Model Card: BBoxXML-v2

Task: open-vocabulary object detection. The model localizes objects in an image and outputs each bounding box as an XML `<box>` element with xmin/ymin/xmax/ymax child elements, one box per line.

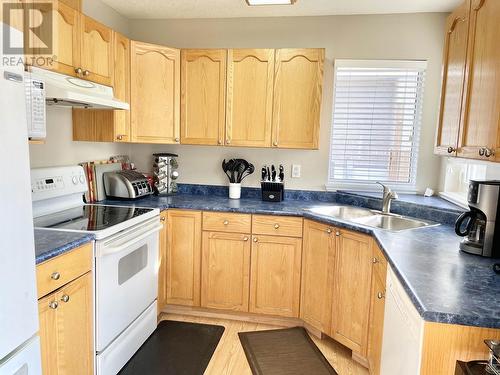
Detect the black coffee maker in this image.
<box><xmin>455</xmin><ymin>180</ymin><xmax>500</xmax><ymax>258</ymax></box>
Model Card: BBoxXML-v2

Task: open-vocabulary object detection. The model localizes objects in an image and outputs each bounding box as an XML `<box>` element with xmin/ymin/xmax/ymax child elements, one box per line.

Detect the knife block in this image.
<box><xmin>261</xmin><ymin>181</ymin><xmax>284</xmax><ymax>202</ymax></box>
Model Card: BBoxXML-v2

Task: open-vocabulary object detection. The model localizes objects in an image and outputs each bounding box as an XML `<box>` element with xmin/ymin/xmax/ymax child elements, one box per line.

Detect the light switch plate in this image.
<box><xmin>291</xmin><ymin>164</ymin><xmax>301</xmax><ymax>178</ymax></box>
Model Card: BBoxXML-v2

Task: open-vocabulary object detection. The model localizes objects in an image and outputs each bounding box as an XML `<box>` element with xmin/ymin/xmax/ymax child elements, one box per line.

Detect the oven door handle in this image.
<box><xmin>98</xmin><ymin>224</ymin><xmax>163</xmax><ymax>257</ymax></box>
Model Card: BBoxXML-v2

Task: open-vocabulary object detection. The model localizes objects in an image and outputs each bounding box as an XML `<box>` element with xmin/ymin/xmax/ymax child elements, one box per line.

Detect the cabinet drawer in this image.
<box><xmin>36</xmin><ymin>243</ymin><xmax>93</xmax><ymax>299</ymax></box>
<box><xmin>202</xmin><ymin>212</ymin><xmax>251</xmax><ymax>233</ymax></box>
<box><xmin>372</xmin><ymin>243</ymin><xmax>387</xmax><ymax>284</ymax></box>
<box><xmin>252</xmin><ymin>215</ymin><xmax>303</xmax><ymax>238</ymax></box>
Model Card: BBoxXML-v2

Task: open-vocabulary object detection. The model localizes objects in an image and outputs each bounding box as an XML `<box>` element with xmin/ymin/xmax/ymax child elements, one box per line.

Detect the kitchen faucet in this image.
<box><xmin>376</xmin><ymin>182</ymin><xmax>398</xmax><ymax>214</ymax></box>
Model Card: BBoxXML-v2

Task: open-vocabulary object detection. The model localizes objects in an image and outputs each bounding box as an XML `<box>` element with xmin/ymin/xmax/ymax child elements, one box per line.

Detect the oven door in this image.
<box><xmin>95</xmin><ymin>217</ymin><xmax>162</xmax><ymax>352</ymax></box>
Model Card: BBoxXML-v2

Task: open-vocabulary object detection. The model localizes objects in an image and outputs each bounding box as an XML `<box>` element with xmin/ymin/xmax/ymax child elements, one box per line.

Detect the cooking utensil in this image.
<box><xmin>240</xmin><ymin>164</ymin><xmax>255</xmax><ymax>182</ymax></box>
<box><xmin>279</xmin><ymin>164</ymin><xmax>284</xmax><ymax>182</ymax></box>
<box><xmin>267</xmin><ymin>166</ymin><xmax>271</xmax><ymax>181</ymax></box>
<box><xmin>262</xmin><ymin>166</ymin><xmax>267</xmax><ymax>181</ymax></box>
<box><xmin>271</xmin><ymin>165</ymin><xmax>276</xmax><ymax>182</ymax></box>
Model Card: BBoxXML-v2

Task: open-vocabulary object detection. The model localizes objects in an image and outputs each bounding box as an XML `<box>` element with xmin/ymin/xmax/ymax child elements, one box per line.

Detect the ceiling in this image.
<box><xmin>101</xmin><ymin>0</ymin><xmax>461</xmax><ymax>19</ymax></box>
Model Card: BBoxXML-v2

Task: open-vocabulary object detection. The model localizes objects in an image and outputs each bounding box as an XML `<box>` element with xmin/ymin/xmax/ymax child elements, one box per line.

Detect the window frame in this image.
<box><xmin>326</xmin><ymin>59</ymin><xmax>427</xmax><ymax>193</ymax></box>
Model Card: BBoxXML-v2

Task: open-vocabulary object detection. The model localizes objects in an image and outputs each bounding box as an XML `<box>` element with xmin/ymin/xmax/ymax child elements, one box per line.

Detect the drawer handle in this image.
<box><xmin>274</xmin><ymin>223</ymin><xmax>280</xmax><ymax>229</ymax></box>
<box><xmin>223</xmin><ymin>220</ymin><xmax>229</xmax><ymax>225</ymax></box>
<box><xmin>377</xmin><ymin>292</ymin><xmax>385</xmax><ymax>299</ymax></box>
<box><xmin>51</xmin><ymin>272</ymin><xmax>61</xmax><ymax>280</ymax></box>
<box><xmin>49</xmin><ymin>301</ymin><xmax>58</xmax><ymax>309</ymax></box>
<box><xmin>61</xmin><ymin>294</ymin><xmax>70</xmax><ymax>303</ymax></box>
<box><xmin>372</xmin><ymin>257</ymin><xmax>379</xmax><ymax>264</ymax></box>
<box><xmin>253</xmin><ymin>237</ymin><xmax>258</xmax><ymax>242</ymax></box>
<box><xmin>243</xmin><ymin>237</ymin><xmax>249</xmax><ymax>242</ymax></box>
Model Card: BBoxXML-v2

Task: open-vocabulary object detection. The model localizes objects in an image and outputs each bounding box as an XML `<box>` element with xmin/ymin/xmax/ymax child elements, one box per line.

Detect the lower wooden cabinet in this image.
<box><xmin>249</xmin><ymin>234</ymin><xmax>302</xmax><ymax>317</ymax></box>
<box><xmin>38</xmin><ymin>272</ymin><xmax>93</xmax><ymax>375</ymax></box>
<box><xmin>367</xmin><ymin>268</ymin><xmax>387</xmax><ymax>375</ymax></box>
<box><xmin>331</xmin><ymin>229</ymin><xmax>373</xmax><ymax>355</ymax></box>
<box><xmin>300</xmin><ymin>220</ymin><xmax>336</xmax><ymax>333</ymax></box>
<box><xmin>165</xmin><ymin>209</ymin><xmax>202</xmax><ymax>306</ymax></box>
<box><xmin>157</xmin><ymin>210</ymin><xmax>168</xmax><ymax>313</ymax></box>
<box><xmin>201</xmin><ymin>231</ymin><xmax>251</xmax><ymax>311</ymax></box>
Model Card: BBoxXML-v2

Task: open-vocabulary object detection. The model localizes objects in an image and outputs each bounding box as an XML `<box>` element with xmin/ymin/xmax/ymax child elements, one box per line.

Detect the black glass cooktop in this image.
<box><xmin>34</xmin><ymin>205</ymin><xmax>153</xmax><ymax>232</ymax></box>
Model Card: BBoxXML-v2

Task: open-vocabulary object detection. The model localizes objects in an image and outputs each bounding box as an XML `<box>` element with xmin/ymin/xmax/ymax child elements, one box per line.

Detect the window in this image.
<box><xmin>327</xmin><ymin>60</ymin><xmax>427</xmax><ymax>192</ymax></box>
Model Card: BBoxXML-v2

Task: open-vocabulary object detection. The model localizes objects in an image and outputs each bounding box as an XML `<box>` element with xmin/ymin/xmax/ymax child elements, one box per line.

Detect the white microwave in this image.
<box><xmin>25</xmin><ymin>73</ymin><xmax>46</xmax><ymax>139</ymax></box>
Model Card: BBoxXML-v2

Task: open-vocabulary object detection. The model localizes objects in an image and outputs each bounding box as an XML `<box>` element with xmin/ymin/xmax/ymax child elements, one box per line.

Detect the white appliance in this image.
<box><xmin>0</xmin><ymin>24</ymin><xmax>42</xmax><ymax>375</ymax></box>
<box><xmin>31</xmin><ymin>166</ymin><xmax>161</xmax><ymax>375</ymax></box>
<box><xmin>25</xmin><ymin>74</ymin><xmax>46</xmax><ymax>139</ymax></box>
<box><xmin>380</xmin><ymin>267</ymin><xmax>424</xmax><ymax>375</ymax></box>
<box><xmin>30</xmin><ymin>66</ymin><xmax>130</xmax><ymax>110</ymax></box>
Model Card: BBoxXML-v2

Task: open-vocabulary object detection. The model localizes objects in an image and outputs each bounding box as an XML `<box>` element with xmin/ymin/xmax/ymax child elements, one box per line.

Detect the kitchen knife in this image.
<box><xmin>267</xmin><ymin>166</ymin><xmax>271</xmax><ymax>181</ymax></box>
<box><xmin>271</xmin><ymin>165</ymin><xmax>276</xmax><ymax>182</ymax></box>
<box><xmin>261</xmin><ymin>166</ymin><xmax>267</xmax><ymax>181</ymax></box>
<box><xmin>279</xmin><ymin>164</ymin><xmax>284</xmax><ymax>182</ymax></box>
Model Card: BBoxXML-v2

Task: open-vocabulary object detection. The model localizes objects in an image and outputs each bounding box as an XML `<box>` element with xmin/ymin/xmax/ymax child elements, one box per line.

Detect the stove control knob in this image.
<box><xmin>72</xmin><ymin>176</ymin><xmax>78</xmax><ymax>185</ymax></box>
<box><xmin>79</xmin><ymin>175</ymin><xmax>85</xmax><ymax>184</ymax></box>
<box><xmin>171</xmin><ymin>171</ymin><xmax>179</xmax><ymax>180</ymax></box>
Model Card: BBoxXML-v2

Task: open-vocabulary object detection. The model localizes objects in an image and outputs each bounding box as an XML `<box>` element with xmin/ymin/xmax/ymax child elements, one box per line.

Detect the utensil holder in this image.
<box><xmin>261</xmin><ymin>181</ymin><xmax>284</xmax><ymax>202</ymax></box>
<box><xmin>229</xmin><ymin>183</ymin><xmax>241</xmax><ymax>199</ymax></box>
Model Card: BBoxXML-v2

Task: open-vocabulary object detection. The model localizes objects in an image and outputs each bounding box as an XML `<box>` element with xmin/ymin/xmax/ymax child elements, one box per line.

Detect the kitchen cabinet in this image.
<box><xmin>367</xmin><ymin>245</ymin><xmax>388</xmax><ymax>375</ymax></box>
<box><xmin>272</xmin><ymin>48</ymin><xmax>324</xmax><ymax>149</ymax></box>
<box><xmin>72</xmin><ymin>31</ymin><xmax>130</xmax><ymax>142</ymax></box>
<box><xmin>38</xmin><ymin>272</ymin><xmax>93</xmax><ymax>375</ymax></box>
<box><xmin>165</xmin><ymin>209</ymin><xmax>201</xmax><ymax>306</ymax></box>
<box><xmin>201</xmin><ymin>231</ymin><xmax>251</xmax><ymax>311</ymax></box>
<box><xmin>225</xmin><ymin>49</ymin><xmax>275</xmax><ymax>147</ymax></box>
<box><xmin>458</xmin><ymin>0</ymin><xmax>500</xmax><ymax>161</ymax></box>
<box><xmin>181</xmin><ymin>49</ymin><xmax>226</xmax><ymax>145</ymax></box>
<box><xmin>435</xmin><ymin>0</ymin><xmax>470</xmax><ymax>156</ymax></box>
<box><xmin>157</xmin><ymin>210</ymin><xmax>168</xmax><ymax>314</ymax></box>
<box><xmin>331</xmin><ymin>229</ymin><xmax>373</xmax><ymax>355</ymax></box>
<box><xmin>300</xmin><ymin>220</ymin><xmax>336</xmax><ymax>333</ymax></box>
<box><xmin>249</xmin><ymin>234</ymin><xmax>302</xmax><ymax>317</ymax></box>
<box><xmin>130</xmin><ymin>41</ymin><xmax>181</xmax><ymax>144</ymax></box>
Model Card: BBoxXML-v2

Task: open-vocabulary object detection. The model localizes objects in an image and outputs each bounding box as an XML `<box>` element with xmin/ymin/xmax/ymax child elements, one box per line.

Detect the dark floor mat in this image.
<box><xmin>238</xmin><ymin>327</ymin><xmax>338</xmax><ymax>375</ymax></box>
<box><xmin>119</xmin><ymin>320</ymin><xmax>225</xmax><ymax>375</ymax></box>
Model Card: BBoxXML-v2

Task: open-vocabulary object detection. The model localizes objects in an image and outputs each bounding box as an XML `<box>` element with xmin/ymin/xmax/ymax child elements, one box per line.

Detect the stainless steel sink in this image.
<box><xmin>306</xmin><ymin>206</ymin><xmax>376</xmax><ymax>220</ymax></box>
<box><xmin>352</xmin><ymin>214</ymin><xmax>438</xmax><ymax>232</ymax></box>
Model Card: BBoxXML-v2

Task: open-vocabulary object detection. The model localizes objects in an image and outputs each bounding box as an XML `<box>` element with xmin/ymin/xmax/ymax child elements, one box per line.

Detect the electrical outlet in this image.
<box><xmin>291</xmin><ymin>164</ymin><xmax>301</xmax><ymax>178</ymax></box>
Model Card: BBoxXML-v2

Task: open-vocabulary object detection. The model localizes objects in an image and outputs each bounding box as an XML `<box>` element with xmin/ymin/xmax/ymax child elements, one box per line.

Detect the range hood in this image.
<box><xmin>30</xmin><ymin>67</ymin><xmax>129</xmax><ymax>110</ymax></box>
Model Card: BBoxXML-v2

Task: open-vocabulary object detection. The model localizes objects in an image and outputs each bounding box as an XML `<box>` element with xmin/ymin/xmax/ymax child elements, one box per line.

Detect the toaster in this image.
<box><xmin>103</xmin><ymin>170</ymin><xmax>153</xmax><ymax>199</ymax></box>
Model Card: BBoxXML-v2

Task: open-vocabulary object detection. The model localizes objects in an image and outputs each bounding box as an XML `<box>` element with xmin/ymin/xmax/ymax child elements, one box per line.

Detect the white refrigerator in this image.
<box><xmin>0</xmin><ymin>24</ymin><xmax>42</xmax><ymax>374</ymax></box>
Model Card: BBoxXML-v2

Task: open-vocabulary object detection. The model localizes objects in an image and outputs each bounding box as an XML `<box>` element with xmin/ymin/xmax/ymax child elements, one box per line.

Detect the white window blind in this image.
<box><xmin>327</xmin><ymin>60</ymin><xmax>427</xmax><ymax>192</ymax></box>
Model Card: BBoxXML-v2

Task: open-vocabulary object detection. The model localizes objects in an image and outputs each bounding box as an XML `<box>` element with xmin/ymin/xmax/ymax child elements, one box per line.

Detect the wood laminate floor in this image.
<box><xmin>161</xmin><ymin>313</ymin><xmax>370</xmax><ymax>375</ymax></box>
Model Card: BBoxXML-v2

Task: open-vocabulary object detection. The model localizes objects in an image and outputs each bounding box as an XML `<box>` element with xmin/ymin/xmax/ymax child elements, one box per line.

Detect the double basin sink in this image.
<box><xmin>306</xmin><ymin>205</ymin><xmax>439</xmax><ymax>232</ymax></box>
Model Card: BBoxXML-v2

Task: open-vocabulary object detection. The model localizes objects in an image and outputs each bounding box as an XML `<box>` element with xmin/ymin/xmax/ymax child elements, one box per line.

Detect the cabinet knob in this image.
<box><xmin>174</xmin><ymin>137</ymin><xmax>180</xmax><ymax>142</ymax></box>
<box><xmin>479</xmin><ymin>148</ymin><xmax>485</xmax><ymax>156</ymax></box>
<box><xmin>377</xmin><ymin>292</ymin><xmax>385</xmax><ymax>299</ymax></box>
<box><xmin>223</xmin><ymin>220</ymin><xmax>229</xmax><ymax>225</ymax></box>
<box><xmin>484</xmin><ymin>148</ymin><xmax>494</xmax><ymax>158</ymax></box>
<box><xmin>49</xmin><ymin>301</ymin><xmax>58</xmax><ymax>309</ymax></box>
<box><xmin>274</xmin><ymin>223</ymin><xmax>280</xmax><ymax>229</ymax></box>
<box><xmin>218</xmin><ymin>139</ymin><xmax>222</xmax><ymax>145</ymax></box>
<box><xmin>74</xmin><ymin>67</ymin><xmax>82</xmax><ymax>75</ymax></box>
<box><xmin>326</xmin><ymin>228</ymin><xmax>332</xmax><ymax>234</ymax></box>
<box><xmin>447</xmin><ymin>146</ymin><xmax>455</xmax><ymax>154</ymax></box>
<box><xmin>116</xmin><ymin>135</ymin><xmax>123</xmax><ymax>141</ymax></box>
<box><xmin>160</xmin><ymin>216</ymin><xmax>166</xmax><ymax>222</ymax></box>
<box><xmin>372</xmin><ymin>257</ymin><xmax>379</xmax><ymax>264</ymax></box>
<box><xmin>83</xmin><ymin>70</ymin><xmax>90</xmax><ymax>76</ymax></box>
<box><xmin>273</xmin><ymin>141</ymin><xmax>278</xmax><ymax>147</ymax></box>
<box><xmin>243</xmin><ymin>237</ymin><xmax>249</xmax><ymax>241</ymax></box>
<box><xmin>226</xmin><ymin>139</ymin><xmax>231</xmax><ymax>145</ymax></box>
<box><xmin>253</xmin><ymin>237</ymin><xmax>258</xmax><ymax>242</ymax></box>
<box><xmin>51</xmin><ymin>272</ymin><xmax>61</xmax><ymax>280</ymax></box>
<box><xmin>60</xmin><ymin>294</ymin><xmax>70</xmax><ymax>303</ymax></box>
<box><xmin>335</xmin><ymin>231</ymin><xmax>340</xmax><ymax>237</ymax></box>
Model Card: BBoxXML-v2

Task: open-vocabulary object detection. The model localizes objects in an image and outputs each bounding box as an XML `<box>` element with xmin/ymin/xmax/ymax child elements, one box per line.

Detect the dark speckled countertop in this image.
<box><xmin>103</xmin><ymin>193</ymin><xmax>500</xmax><ymax>329</ymax></box>
<box><xmin>34</xmin><ymin>229</ymin><xmax>95</xmax><ymax>264</ymax></box>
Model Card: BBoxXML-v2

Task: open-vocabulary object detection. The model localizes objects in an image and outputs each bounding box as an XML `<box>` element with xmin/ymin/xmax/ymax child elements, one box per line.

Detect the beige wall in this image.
<box><xmin>128</xmin><ymin>13</ymin><xmax>447</xmax><ymax>192</ymax></box>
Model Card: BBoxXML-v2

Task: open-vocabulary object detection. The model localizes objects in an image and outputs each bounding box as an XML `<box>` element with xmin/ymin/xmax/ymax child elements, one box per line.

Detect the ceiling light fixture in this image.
<box><xmin>246</xmin><ymin>0</ymin><xmax>297</xmax><ymax>6</ymax></box>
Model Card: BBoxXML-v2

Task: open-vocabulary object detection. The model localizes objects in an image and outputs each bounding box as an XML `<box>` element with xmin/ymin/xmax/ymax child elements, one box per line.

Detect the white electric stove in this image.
<box><xmin>32</xmin><ymin>166</ymin><xmax>161</xmax><ymax>375</ymax></box>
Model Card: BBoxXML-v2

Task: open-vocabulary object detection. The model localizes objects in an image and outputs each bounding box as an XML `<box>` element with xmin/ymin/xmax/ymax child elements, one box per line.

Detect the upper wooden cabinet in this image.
<box><xmin>130</xmin><ymin>41</ymin><xmax>181</xmax><ymax>144</ymax></box>
<box><xmin>458</xmin><ymin>0</ymin><xmax>500</xmax><ymax>161</ymax></box>
<box><xmin>181</xmin><ymin>49</ymin><xmax>226</xmax><ymax>145</ymax></box>
<box><xmin>436</xmin><ymin>0</ymin><xmax>500</xmax><ymax>161</ymax></box>
<box><xmin>435</xmin><ymin>1</ymin><xmax>470</xmax><ymax>156</ymax></box>
<box><xmin>300</xmin><ymin>220</ymin><xmax>336</xmax><ymax>333</ymax></box>
<box><xmin>331</xmin><ymin>229</ymin><xmax>373</xmax><ymax>356</ymax></box>
<box><xmin>226</xmin><ymin>49</ymin><xmax>275</xmax><ymax>147</ymax></box>
<box><xmin>272</xmin><ymin>48</ymin><xmax>324</xmax><ymax>149</ymax></box>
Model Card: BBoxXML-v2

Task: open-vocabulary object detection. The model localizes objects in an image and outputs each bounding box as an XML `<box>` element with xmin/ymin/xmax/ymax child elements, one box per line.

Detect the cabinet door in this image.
<box><xmin>435</xmin><ymin>1</ymin><xmax>470</xmax><ymax>156</ymax></box>
<box><xmin>113</xmin><ymin>32</ymin><xmax>131</xmax><ymax>142</ymax></box>
<box><xmin>272</xmin><ymin>48</ymin><xmax>324</xmax><ymax>149</ymax></box>
<box><xmin>201</xmin><ymin>232</ymin><xmax>251</xmax><ymax>311</ymax></box>
<box><xmin>30</xmin><ymin>1</ymin><xmax>80</xmax><ymax>76</ymax></box>
<box><xmin>166</xmin><ymin>210</ymin><xmax>202</xmax><ymax>306</ymax></box>
<box><xmin>38</xmin><ymin>272</ymin><xmax>93</xmax><ymax>375</ymax></box>
<box><xmin>249</xmin><ymin>235</ymin><xmax>302</xmax><ymax>317</ymax></box>
<box><xmin>300</xmin><ymin>220</ymin><xmax>336</xmax><ymax>333</ymax></box>
<box><xmin>331</xmin><ymin>230</ymin><xmax>373</xmax><ymax>355</ymax></box>
<box><xmin>131</xmin><ymin>41</ymin><xmax>181</xmax><ymax>144</ymax></box>
<box><xmin>181</xmin><ymin>49</ymin><xmax>226</xmax><ymax>145</ymax></box>
<box><xmin>458</xmin><ymin>0</ymin><xmax>500</xmax><ymax>161</ymax></box>
<box><xmin>367</xmin><ymin>270</ymin><xmax>387</xmax><ymax>375</ymax></box>
<box><xmin>157</xmin><ymin>211</ymin><xmax>168</xmax><ymax>314</ymax></box>
<box><xmin>226</xmin><ymin>49</ymin><xmax>274</xmax><ymax>147</ymax></box>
